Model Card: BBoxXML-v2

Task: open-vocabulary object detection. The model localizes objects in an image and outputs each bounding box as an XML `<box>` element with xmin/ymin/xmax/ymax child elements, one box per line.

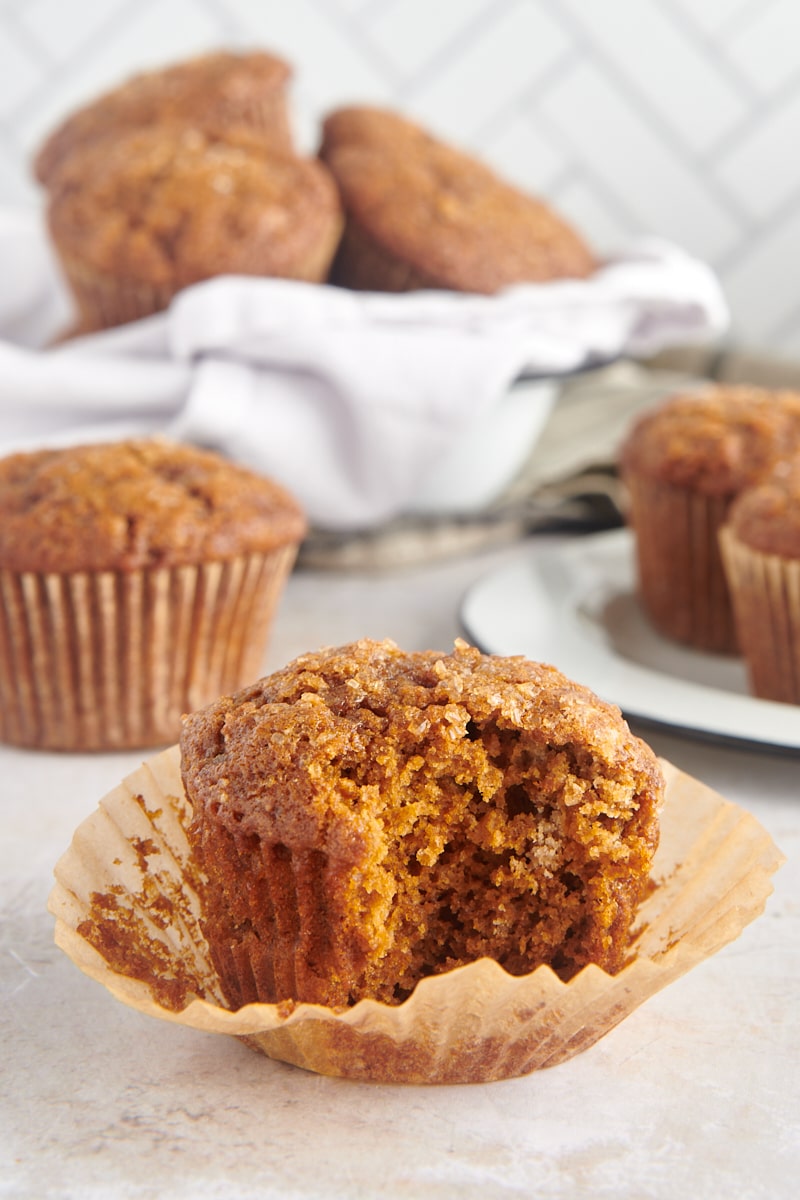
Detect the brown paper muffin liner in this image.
<box><xmin>48</xmin><ymin>747</ymin><xmax>783</xmax><ymax>1084</ymax></box>
<box><xmin>720</xmin><ymin>527</ymin><xmax>800</xmax><ymax>703</ymax></box>
<box><xmin>625</xmin><ymin>475</ymin><xmax>737</xmax><ymax>652</ymax></box>
<box><xmin>0</xmin><ymin>546</ymin><xmax>296</xmax><ymax>750</ymax></box>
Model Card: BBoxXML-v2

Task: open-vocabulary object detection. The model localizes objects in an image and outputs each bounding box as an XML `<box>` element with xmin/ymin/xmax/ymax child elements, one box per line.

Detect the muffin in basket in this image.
<box><xmin>318</xmin><ymin>105</ymin><xmax>595</xmax><ymax>294</ymax></box>
<box><xmin>34</xmin><ymin>49</ymin><xmax>296</xmax><ymax>188</ymax></box>
<box><xmin>619</xmin><ymin>384</ymin><xmax>800</xmax><ymax>653</ymax></box>
<box><xmin>180</xmin><ymin>638</ymin><xmax>663</xmax><ymax>1010</ymax></box>
<box><xmin>0</xmin><ymin>438</ymin><xmax>306</xmax><ymax>751</ymax></box>
<box><xmin>720</xmin><ymin>458</ymin><xmax>800</xmax><ymax>704</ymax></box>
<box><xmin>47</xmin><ymin>125</ymin><xmax>343</xmax><ymax>330</ymax></box>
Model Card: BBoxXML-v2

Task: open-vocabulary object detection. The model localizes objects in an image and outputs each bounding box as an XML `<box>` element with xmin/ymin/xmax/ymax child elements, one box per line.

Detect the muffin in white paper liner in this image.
<box><xmin>49</xmin><ymin>746</ymin><xmax>783</xmax><ymax>1085</ymax></box>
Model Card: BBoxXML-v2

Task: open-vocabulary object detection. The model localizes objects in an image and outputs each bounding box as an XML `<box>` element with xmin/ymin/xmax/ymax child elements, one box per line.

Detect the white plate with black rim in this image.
<box><xmin>460</xmin><ymin>528</ymin><xmax>800</xmax><ymax>753</ymax></box>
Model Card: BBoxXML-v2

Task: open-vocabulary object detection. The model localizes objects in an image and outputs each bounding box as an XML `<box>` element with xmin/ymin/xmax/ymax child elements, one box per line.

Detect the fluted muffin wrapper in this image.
<box><xmin>49</xmin><ymin>746</ymin><xmax>783</xmax><ymax>1084</ymax></box>
<box><xmin>0</xmin><ymin>547</ymin><xmax>296</xmax><ymax>750</ymax></box>
<box><xmin>625</xmin><ymin>475</ymin><xmax>737</xmax><ymax>653</ymax></box>
<box><xmin>720</xmin><ymin>527</ymin><xmax>800</xmax><ymax>704</ymax></box>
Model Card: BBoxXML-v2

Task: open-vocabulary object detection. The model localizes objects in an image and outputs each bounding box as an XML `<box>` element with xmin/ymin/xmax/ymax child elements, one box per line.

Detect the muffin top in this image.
<box><xmin>319</xmin><ymin>106</ymin><xmax>595</xmax><ymax>293</ymax></box>
<box><xmin>35</xmin><ymin>50</ymin><xmax>294</xmax><ymax>186</ymax></box>
<box><xmin>47</xmin><ymin>125</ymin><xmax>342</xmax><ymax>286</ymax></box>
<box><xmin>0</xmin><ymin>438</ymin><xmax>307</xmax><ymax>573</ymax></box>
<box><xmin>619</xmin><ymin>385</ymin><xmax>800</xmax><ymax>496</ymax></box>
<box><xmin>725</xmin><ymin>458</ymin><xmax>800</xmax><ymax>558</ymax></box>
<box><xmin>181</xmin><ymin>637</ymin><xmax>661</xmax><ymax>857</ymax></box>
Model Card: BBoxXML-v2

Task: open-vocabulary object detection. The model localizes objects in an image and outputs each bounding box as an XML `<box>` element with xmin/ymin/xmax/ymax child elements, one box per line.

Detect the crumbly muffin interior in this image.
<box><xmin>183</xmin><ymin>640</ymin><xmax>662</xmax><ymax>1009</ymax></box>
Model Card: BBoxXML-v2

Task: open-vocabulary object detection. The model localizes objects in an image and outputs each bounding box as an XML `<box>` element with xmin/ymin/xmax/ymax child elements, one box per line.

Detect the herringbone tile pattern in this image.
<box><xmin>1</xmin><ymin>0</ymin><xmax>799</xmax><ymax>354</ymax></box>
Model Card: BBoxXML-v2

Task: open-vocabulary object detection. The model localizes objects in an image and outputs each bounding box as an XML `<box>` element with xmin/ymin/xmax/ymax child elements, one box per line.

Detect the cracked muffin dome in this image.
<box><xmin>0</xmin><ymin>437</ymin><xmax>306</xmax><ymax>573</ymax></box>
<box><xmin>181</xmin><ymin>638</ymin><xmax>663</xmax><ymax>1010</ymax></box>
<box><xmin>319</xmin><ymin>105</ymin><xmax>595</xmax><ymax>294</ymax></box>
<box><xmin>34</xmin><ymin>49</ymin><xmax>296</xmax><ymax>188</ymax></box>
<box><xmin>47</xmin><ymin>124</ymin><xmax>343</xmax><ymax>329</ymax></box>
<box><xmin>0</xmin><ymin>438</ymin><xmax>306</xmax><ymax>751</ymax></box>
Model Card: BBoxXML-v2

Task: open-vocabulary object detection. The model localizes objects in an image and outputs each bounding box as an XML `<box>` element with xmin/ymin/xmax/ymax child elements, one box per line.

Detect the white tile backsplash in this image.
<box><xmin>18</xmin><ymin>0</ymin><xmax>130</xmax><ymax>65</ymax></box>
<box><xmin>0</xmin><ymin>25</ymin><xmax>44</xmax><ymax>117</ymax></box>
<box><xmin>714</xmin><ymin>87</ymin><xmax>800</xmax><ymax>221</ymax></box>
<box><xmin>723</xmin><ymin>0</ymin><xmax>799</xmax><ymax>97</ymax></box>
<box><xmin>668</xmin><ymin>0</ymin><xmax>760</xmax><ymax>37</ymax></box>
<box><xmin>15</xmin><ymin>0</ymin><xmax>225</xmax><ymax>153</ymax></box>
<box><xmin>2</xmin><ymin>0</ymin><xmax>800</xmax><ymax>354</ymax></box>
<box><xmin>480</xmin><ymin>112</ymin><xmax>568</xmax><ymax>195</ymax></box>
<box><xmin>365</xmin><ymin>0</ymin><xmax>495</xmax><ymax>79</ymax></box>
<box><xmin>549</xmin><ymin>174</ymin><xmax>632</xmax><ymax>256</ymax></box>
<box><xmin>721</xmin><ymin>201</ymin><xmax>800</xmax><ymax>341</ymax></box>
<box><xmin>404</xmin><ymin>0</ymin><xmax>570</xmax><ymax>141</ymax></box>
<box><xmin>539</xmin><ymin>63</ymin><xmax>743</xmax><ymax>260</ymax></box>
<box><xmin>557</xmin><ymin>0</ymin><xmax>746</xmax><ymax>153</ymax></box>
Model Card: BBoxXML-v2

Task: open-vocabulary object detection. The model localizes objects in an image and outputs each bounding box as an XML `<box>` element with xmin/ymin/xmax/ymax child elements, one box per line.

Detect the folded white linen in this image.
<box><xmin>0</xmin><ymin>208</ymin><xmax>728</xmax><ymax>529</ymax></box>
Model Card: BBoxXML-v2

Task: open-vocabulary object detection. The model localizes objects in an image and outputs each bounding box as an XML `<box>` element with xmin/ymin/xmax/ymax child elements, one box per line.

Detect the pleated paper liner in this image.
<box><xmin>0</xmin><ymin>546</ymin><xmax>296</xmax><ymax>750</ymax></box>
<box><xmin>49</xmin><ymin>746</ymin><xmax>784</xmax><ymax>1085</ymax></box>
<box><xmin>720</xmin><ymin>528</ymin><xmax>800</xmax><ymax>704</ymax></box>
<box><xmin>625</xmin><ymin>475</ymin><xmax>737</xmax><ymax>653</ymax></box>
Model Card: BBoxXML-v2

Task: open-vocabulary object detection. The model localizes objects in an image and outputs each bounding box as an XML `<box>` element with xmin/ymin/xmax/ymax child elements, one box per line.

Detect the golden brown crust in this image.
<box><xmin>35</xmin><ymin>50</ymin><xmax>295</xmax><ymax>186</ymax></box>
<box><xmin>620</xmin><ymin>385</ymin><xmax>800</xmax><ymax>496</ymax></box>
<box><xmin>0</xmin><ymin>438</ymin><xmax>307</xmax><ymax>573</ymax></box>
<box><xmin>319</xmin><ymin>105</ymin><xmax>595</xmax><ymax>294</ymax></box>
<box><xmin>726</xmin><ymin>458</ymin><xmax>800</xmax><ymax>558</ymax></box>
<box><xmin>182</xmin><ymin>639</ymin><xmax>662</xmax><ymax>1009</ymax></box>
<box><xmin>47</xmin><ymin>126</ymin><xmax>343</xmax><ymax>290</ymax></box>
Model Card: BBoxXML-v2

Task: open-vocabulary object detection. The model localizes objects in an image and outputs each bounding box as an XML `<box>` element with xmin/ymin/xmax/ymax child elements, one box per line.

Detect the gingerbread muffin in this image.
<box><xmin>318</xmin><ymin>106</ymin><xmax>595</xmax><ymax>293</ymax></box>
<box><xmin>0</xmin><ymin>438</ymin><xmax>306</xmax><ymax>750</ymax></box>
<box><xmin>47</xmin><ymin>125</ymin><xmax>343</xmax><ymax>329</ymax></box>
<box><xmin>720</xmin><ymin>458</ymin><xmax>800</xmax><ymax>704</ymax></box>
<box><xmin>181</xmin><ymin>638</ymin><xmax>663</xmax><ymax>1010</ymax></box>
<box><xmin>619</xmin><ymin>385</ymin><xmax>800</xmax><ymax>653</ymax></box>
<box><xmin>34</xmin><ymin>49</ymin><xmax>295</xmax><ymax>188</ymax></box>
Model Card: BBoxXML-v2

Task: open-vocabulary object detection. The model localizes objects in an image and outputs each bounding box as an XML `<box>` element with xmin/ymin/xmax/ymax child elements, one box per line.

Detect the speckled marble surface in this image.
<box><xmin>3</xmin><ymin>537</ymin><xmax>798</xmax><ymax>1200</ymax></box>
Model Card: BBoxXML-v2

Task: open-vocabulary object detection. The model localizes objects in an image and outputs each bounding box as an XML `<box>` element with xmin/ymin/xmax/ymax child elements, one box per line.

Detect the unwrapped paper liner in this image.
<box><xmin>49</xmin><ymin>747</ymin><xmax>784</xmax><ymax>1085</ymax></box>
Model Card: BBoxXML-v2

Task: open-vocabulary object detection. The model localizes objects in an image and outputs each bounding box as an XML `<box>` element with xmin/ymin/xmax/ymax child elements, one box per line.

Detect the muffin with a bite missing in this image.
<box><xmin>181</xmin><ymin>638</ymin><xmax>663</xmax><ymax>1010</ymax></box>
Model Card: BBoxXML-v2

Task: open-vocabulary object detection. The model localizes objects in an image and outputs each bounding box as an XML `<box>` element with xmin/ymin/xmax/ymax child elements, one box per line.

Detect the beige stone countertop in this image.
<box><xmin>3</xmin><ymin>535</ymin><xmax>798</xmax><ymax>1200</ymax></box>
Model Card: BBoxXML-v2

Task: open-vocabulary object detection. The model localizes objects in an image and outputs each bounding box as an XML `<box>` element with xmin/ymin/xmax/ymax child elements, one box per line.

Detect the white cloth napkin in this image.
<box><xmin>0</xmin><ymin>208</ymin><xmax>728</xmax><ymax>529</ymax></box>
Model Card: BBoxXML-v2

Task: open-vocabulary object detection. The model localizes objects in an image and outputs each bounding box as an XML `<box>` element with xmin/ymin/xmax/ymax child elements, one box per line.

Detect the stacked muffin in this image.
<box><xmin>35</xmin><ymin>50</ymin><xmax>297</xmax><ymax>186</ymax></box>
<box><xmin>47</xmin><ymin>125</ymin><xmax>343</xmax><ymax>329</ymax></box>
<box><xmin>35</xmin><ymin>54</ymin><xmax>595</xmax><ymax>330</ymax></box>
<box><xmin>38</xmin><ymin>51</ymin><xmax>344</xmax><ymax>330</ymax></box>
<box><xmin>620</xmin><ymin>384</ymin><xmax>800</xmax><ymax>703</ymax></box>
